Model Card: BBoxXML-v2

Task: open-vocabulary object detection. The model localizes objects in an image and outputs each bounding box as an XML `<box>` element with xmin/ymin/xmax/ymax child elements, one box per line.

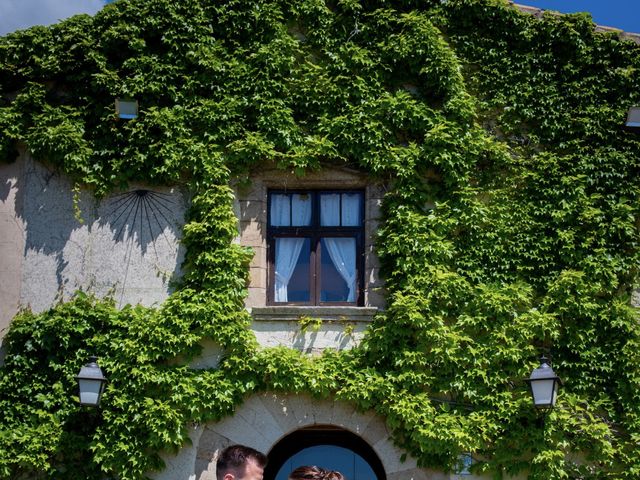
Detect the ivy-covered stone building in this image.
<box><xmin>1</xmin><ymin>1</ymin><xmax>639</xmax><ymax>479</ymax></box>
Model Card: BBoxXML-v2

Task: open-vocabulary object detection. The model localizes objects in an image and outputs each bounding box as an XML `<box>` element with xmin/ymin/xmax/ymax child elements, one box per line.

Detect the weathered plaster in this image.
<box><xmin>0</xmin><ymin>153</ymin><xmax>26</xmax><ymax>351</ymax></box>
<box><xmin>16</xmin><ymin>156</ymin><xmax>187</xmax><ymax>312</ymax></box>
<box><xmin>250</xmin><ymin>306</ymin><xmax>376</xmax><ymax>353</ymax></box>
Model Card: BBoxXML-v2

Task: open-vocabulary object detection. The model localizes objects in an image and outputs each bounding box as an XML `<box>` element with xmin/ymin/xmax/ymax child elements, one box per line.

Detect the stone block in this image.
<box><xmin>361</xmin><ymin>415</ymin><xmax>391</xmax><ymax>447</ymax></box>
<box><xmin>149</xmin><ymin>423</ymin><xmax>204</xmax><ymax>480</ymax></box>
<box><xmin>189</xmin><ymin>339</ymin><xmax>224</xmax><ymax>369</ymax></box>
<box><xmin>195</xmin><ymin>458</ymin><xmax>216</xmax><ymax>480</ymax></box>
<box><xmin>208</xmin><ymin>406</ymin><xmax>275</xmax><ymax>454</ymax></box>
<box><xmin>366</xmin><ymin>268</ymin><xmax>385</xmax><ymax>288</ymax></box>
<box><xmin>620</xmin><ymin>32</ymin><xmax>640</xmax><ymax>44</ymax></box>
<box><xmin>253</xmin><ymin>322</ymin><xmax>345</xmax><ymax>351</ymax></box>
<box><xmin>365</xmin><ymin>250</ymin><xmax>381</xmax><ymax>269</ymax></box>
<box><xmin>511</xmin><ymin>3</ymin><xmax>542</xmax><ymax>18</ymax></box>
<box><xmin>251</xmin><ymin>306</ymin><xmax>377</xmax><ymax>322</ymax></box>
<box><xmin>373</xmin><ymin>435</ymin><xmax>417</xmax><ymax>474</ymax></box>
<box><xmin>307</xmin><ymin>396</ymin><xmax>335</xmax><ymax>425</ymax></box>
<box><xmin>367</xmin><ymin>197</ymin><xmax>383</xmax><ymax>220</ymax></box>
<box><xmin>234</xmin><ymin>180</ymin><xmax>265</xmax><ymax>202</ymax></box>
<box><xmin>329</xmin><ymin>400</ymin><xmax>358</xmax><ymax>428</ymax></box>
<box><xmin>249</xmin><ymin>267</ymin><xmax>267</xmax><ymax>289</ymax></box>
<box><xmin>245</xmin><ymin>287</ymin><xmax>266</xmax><ymax>309</ymax></box>
<box><xmin>365</xmin><ymin>288</ymin><xmax>386</xmax><ymax>310</ymax></box>
<box><xmin>239</xmin><ymin>199</ymin><xmax>266</xmax><ymax>223</ymax></box>
<box><xmin>197</xmin><ymin>427</ymin><xmax>232</xmax><ymax>461</ymax></box>
<box><xmin>366</xmin><ymin>183</ymin><xmax>386</xmax><ymax>200</ymax></box>
<box><xmin>348</xmin><ymin>409</ymin><xmax>377</xmax><ymax>436</ymax></box>
<box><xmin>235</xmin><ymin>395</ymin><xmax>285</xmax><ymax>446</ymax></box>
<box><xmin>248</xmin><ymin>246</ymin><xmax>267</xmax><ymax>269</ymax></box>
<box><xmin>257</xmin><ymin>392</ymin><xmax>304</xmax><ymax>436</ymax></box>
<box><xmin>254</xmin><ymin>165</ymin><xmax>367</xmax><ymax>189</ymax></box>
<box><xmin>264</xmin><ymin>394</ymin><xmax>317</xmax><ymax>430</ymax></box>
<box><xmin>239</xmin><ymin>220</ymin><xmax>266</xmax><ymax>247</ymax></box>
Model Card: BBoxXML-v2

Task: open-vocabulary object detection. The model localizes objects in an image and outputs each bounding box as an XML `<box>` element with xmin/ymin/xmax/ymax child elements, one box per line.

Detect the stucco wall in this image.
<box><xmin>0</xmin><ymin>153</ymin><xmax>188</xmax><ymax>347</ymax></box>
<box><xmin>0</xmin><ymin>154</ymin><xmax>26</xmax><ymax>352</ymax></box>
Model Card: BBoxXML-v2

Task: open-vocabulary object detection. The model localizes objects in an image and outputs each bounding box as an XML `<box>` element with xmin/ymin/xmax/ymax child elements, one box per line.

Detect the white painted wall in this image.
<box><xmin>0</xmin><ymin>154</ymin><xmax>188</xmax><ymax>348</ymax></box>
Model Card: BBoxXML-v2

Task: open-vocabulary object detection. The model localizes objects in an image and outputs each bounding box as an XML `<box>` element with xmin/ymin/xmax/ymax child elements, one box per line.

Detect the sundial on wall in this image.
<box><xmin>96</xmin><ymin>187</ymin><xmax>185</xmax><ymax>307</ymax></box>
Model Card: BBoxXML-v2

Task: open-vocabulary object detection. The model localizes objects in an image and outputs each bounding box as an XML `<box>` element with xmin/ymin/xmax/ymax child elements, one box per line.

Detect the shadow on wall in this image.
<box><xmin>0</xmin><ymin>174</ymin><xmax>13</xmax><ymax>203</ymax></box>
<box><xmin>19</xmin><ymin>158</ymin><xmax>188</xmax><ymax>312</ymax></box>
<box><xmin>97</xmin><ymin>189</ymin><xmax>181</xmax><ymax>258</ymax></box>
<box><xmin>291</xmin><ymin>325</ymin><xmax>355</xmax><ymax>353</ymax></box>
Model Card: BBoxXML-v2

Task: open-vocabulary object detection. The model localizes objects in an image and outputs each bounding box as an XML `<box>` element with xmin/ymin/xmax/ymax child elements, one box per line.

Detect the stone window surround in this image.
<box><xmin>266</xmin><ymin>189</ymin><xmax>366</xmax><ymax>306</ymax></box>
<box><xmin>233</xmin><ymin>164</ymin><xmax>386</xmax><ymax>321</ymax></box>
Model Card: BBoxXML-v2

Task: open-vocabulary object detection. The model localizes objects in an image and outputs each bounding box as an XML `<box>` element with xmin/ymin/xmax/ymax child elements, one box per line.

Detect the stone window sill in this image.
<box><xmin>250</xmin><ymin>306</ymin><xmax>378</xmax><ymax>323</ymax></box>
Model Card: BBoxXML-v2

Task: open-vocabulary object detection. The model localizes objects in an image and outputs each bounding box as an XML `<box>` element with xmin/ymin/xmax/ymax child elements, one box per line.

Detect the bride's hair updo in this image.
<box><xmin>288</xmin><ymin>465</ymin><xmax>345</xmax><ymax>480</ymax></box>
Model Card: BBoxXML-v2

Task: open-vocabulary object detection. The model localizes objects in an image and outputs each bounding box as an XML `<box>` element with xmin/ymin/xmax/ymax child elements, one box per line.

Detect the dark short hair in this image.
<box><xmin>216</xmin><ymin>445</ymin><xmax>267</xmax><ymax>480</ymax></box>
<box><xmin>289</xmin><ymin>465</ymin><xmax>345</xmax><ymax>480</ymax></box>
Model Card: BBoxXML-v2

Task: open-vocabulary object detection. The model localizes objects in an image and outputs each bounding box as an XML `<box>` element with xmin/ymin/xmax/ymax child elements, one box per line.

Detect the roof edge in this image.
<box><xmin>511</xmin><ymin>2</ymin><xmax>640</xmax><ymax>44</ymax></box>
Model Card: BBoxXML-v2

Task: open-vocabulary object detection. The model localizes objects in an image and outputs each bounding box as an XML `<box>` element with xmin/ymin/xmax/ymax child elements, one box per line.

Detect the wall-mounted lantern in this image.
<box><xmin>115</xmin><ymin>98</ymin><xmax>138</xmax><ymax>120</ymax></box>
<box><xmin>456</xmin><ymin>453</ymin><xmax>473</xmax><ymax>475</ymax></box>
<box><xmin>76</xmin><ymin>356</ymin><xmax>108</xmax><ymax>407</ymax></box>
<box><xmin>625</xmin><ymin>107</ymin><xmax>640</xmax><ymax>129</ymax></box>
<box><xmin>525</xmin><ymin>356</ymin><xmax>562</xmax><ymax>409</ymax></box>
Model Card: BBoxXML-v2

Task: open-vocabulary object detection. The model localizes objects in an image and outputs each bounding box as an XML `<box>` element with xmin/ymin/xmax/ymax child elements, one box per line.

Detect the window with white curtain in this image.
<box><xmin>268</xmin><ymin>190</ymin><xmax>364</xmax><ymax>305</ymax></box>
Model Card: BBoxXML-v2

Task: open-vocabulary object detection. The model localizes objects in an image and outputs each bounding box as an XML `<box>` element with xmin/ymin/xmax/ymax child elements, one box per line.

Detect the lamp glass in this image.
<box><xmin>116</xmin><ymin>98</ymin><xmax>138</xmax><ymax>119</ymax></box>
<box><xmin>76</xmin><ymin>356</ymin><xmax>107</xmax><ymax>407</ymax></box>
<box><xmin>626</xmin><ymin>107</ymin><xmax>640</xmax><ymax>128</ymax></box>
<box><xmin>530</xmin><ymin>377</ymin><xmax>558</xmax><ymax>407</ymax></box>
<box><xmin>78</xmin><ymin>378</ymin><xmax>105</xmax><ymax>406</ymax></box>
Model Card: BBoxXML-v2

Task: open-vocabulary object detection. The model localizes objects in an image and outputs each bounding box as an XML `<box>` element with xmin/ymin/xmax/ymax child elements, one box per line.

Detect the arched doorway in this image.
<box><xmin>265</xmin><ymin>425</ymin><xmax>386</xmax><ymax>480</ymax></box>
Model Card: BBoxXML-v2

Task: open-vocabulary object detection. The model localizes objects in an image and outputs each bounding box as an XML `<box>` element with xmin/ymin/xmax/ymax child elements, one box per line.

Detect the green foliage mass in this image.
<box><xmin>1</xmin><ymin>0</ymin><xmax>639</xmax><ymax>478</ymax></box>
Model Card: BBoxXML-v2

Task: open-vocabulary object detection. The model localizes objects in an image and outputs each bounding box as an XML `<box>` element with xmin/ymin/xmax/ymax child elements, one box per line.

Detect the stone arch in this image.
<box><xmin>264</xmin><ymin>425</ymin><xmax>387</xmax><ymax>480</ymax></box>
<box><xmin>150</xmin><ymin>393</ymin><xmax>448</xmax><ymax>480</ymax></box>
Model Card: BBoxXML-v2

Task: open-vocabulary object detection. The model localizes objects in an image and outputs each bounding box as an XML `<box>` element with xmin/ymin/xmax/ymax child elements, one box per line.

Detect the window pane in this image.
<box><xmin>321</xmin><ymin>237</ymin><xmax>357</xmax><ymax>302</ymax></box>
<box><xmin>275</xmin><ymin>237</ymin><xmax>310</xmax><ymax>302</ymax></box>
<box><xmin>270</xmin><ymin>194</ymin><xmax>290</xmax><ymax>226</ymax></box>
<box><xmin>321</xmin><ymin>192</ymin><xmax>363</xmax><ymax>226</ymax></box>
<box><xmin>342</xmin><ymin>193</ymin><xmax>362</xmax><ymax>226</ymax></box>
<box><xmin>320</xmin><ymin>193</ymin><xmax>340</xmax><ymax>226</ymax></box>
<box><xmin>291</xmin><ymin>193</ymin><xmax>312</xmax><ymax>226</ymax></box>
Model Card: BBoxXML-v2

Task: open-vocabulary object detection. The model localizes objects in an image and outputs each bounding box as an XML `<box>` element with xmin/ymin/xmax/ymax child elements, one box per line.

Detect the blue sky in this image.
<box><xmin>0</xmin><ymin>0</ymin><xmax>108</xmax><ymax>36</ymax></box>
<box><xmin>516</xmin><ymin>1</ymin><xmax>640</xmax><ymax>33</ymax></box>
<box><xmin>0</xmin><ymin>1</ymin><xmax>639</xmax><ymax>36</ymax></box>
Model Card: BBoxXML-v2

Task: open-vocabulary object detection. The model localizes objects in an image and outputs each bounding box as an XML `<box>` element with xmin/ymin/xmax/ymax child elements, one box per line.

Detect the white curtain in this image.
<box><xmin>275</xmin><ymin>238</ymin><xmax>305</xmax><ymax>302</ymax></box>
<box><xmin>271</xmin><ymin>194</ymin><xmax>311</xmax><ymax>226</ymax></box>
<box><xmin>291</xmin><ymin>194</ymin><xmax>312</xmax><ymax>225</ymax></box>
<box><xmin>321</xmin><ymin>193</ymin><xmax>361</xmax><ymax>226</ymax></box>
<box><xmin>324</xmin><ymin>237</ymin><xmax>357</xmax><ymax>302</ymax></box>
<box><xmin>271</xmin><ymin>194</ymin><xmax>290</xmax><ymax>226</ymax></box>
<box><xmin>341</xmin><ymin>193</ymin><xmax>361</xmax><ymax>226</ymax></box>
<box><xmin>320</xmin><ymin>194</ymin><xmax>340</xmax><ymax>226</ymax></box>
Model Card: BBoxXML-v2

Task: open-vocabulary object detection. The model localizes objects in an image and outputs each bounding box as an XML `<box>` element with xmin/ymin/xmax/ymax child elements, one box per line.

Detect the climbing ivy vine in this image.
<box><xmin>1</xmin><ymin>0</ymin><xmax>639</xmax><ymax>478</ymax></box>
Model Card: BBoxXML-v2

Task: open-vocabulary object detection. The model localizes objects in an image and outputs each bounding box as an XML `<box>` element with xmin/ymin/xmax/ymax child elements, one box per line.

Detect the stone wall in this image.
<box><xmin>150</xmin><ymin>393</ymin><xmax>467</xmax><ymax>480</ymax></box>
<box><xmin>233</xmin><ymin>165</ymin><xmax>386</xmax><ymax>310</ymax></box>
